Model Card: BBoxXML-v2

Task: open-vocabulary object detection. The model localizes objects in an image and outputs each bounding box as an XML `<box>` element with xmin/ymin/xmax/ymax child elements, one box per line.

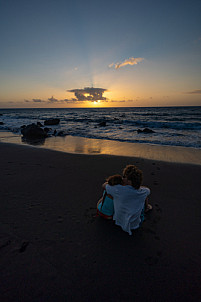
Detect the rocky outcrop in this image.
<box><xmin>21</xmin><ymin>123</ymin><xmax>48</xmax><ymax>138</ymax></box>
<box><xmin>137</xmin><ymin>128</ymin><xmax>155</xmax><ymax>134</ymax></box>
<box><xmin>0</xmin><ymin>122</ymin><xmax>4</xmax><ymax>125</ymax></box>
<box><xmin>44</xmin><ymin>118</ymin><xmax>60</xmax><ymax>126</ymax></box>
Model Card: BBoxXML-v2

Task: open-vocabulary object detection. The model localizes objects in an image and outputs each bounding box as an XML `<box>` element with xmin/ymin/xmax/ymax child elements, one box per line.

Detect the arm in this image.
<box><xmin>102</xmin><ymin>181</ymin><xmax>108</xmax><ymax>190</ymax></box>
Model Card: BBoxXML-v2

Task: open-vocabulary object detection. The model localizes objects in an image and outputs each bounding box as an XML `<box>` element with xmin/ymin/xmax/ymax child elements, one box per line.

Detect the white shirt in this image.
<box><xmin>106</xmin><ymin>184</ymin><xmax>150</xmax><ymax>235</ymax></box>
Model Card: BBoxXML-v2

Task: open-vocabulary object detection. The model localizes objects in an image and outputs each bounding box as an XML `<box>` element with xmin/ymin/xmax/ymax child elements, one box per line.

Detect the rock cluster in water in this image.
<box><xmin>21</xmin><ymin>124</ymin><xmax>48</xmax><ymax>139</ymax></box>
<box><xmin>137</xmin><ymin>128</ymin><xmax>155</xmax><ymax>134</ymax></box>
<box><xmin>21</xmin><ymin>119</ymin><xmax>61</xmax><ymax>139</ymax></box>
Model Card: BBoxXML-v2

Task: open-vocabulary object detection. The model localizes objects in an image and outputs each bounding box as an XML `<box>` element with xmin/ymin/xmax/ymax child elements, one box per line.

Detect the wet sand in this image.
<box><xmin>0</xmin><ymin>142</ymin><xmax>201</xmax><ymax>301</ymax></box>
<box><xmin>1</xmin><ymin>131</ymin><xmax>201</xmax><ymax>165</ymax></box>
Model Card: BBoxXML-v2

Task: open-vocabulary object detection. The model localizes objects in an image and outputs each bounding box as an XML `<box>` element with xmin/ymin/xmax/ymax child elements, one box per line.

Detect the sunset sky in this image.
<box><xmin>0</xmin><ymin>0</ymin><xmax>201</xmax><ymax>108</ymax></box>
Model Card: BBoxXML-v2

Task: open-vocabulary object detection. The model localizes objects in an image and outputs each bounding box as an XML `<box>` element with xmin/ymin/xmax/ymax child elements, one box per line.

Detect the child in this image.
<box><xmin>97</xmin><ymin>174</ymin><xmax>123</xmax><ymax>219</ymax></box>
<box><xmin>105</xmin><ymin>165</ymin><xmax>152</xmax><ymax>235</ymax></box>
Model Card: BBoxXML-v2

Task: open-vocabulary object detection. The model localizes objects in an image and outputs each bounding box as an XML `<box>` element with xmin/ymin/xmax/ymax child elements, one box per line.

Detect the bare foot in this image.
<box><xmin>145</xmin><ymin>204</ymin><xmax>153</xmax><ymax>213</ymax></box>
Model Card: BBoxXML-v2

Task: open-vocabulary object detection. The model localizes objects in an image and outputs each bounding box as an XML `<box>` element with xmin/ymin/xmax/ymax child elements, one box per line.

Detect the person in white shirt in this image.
<box><xmin>104</xmin><ymin>165</ymin><xmax>152</xmax><ymax>235</ymax></box>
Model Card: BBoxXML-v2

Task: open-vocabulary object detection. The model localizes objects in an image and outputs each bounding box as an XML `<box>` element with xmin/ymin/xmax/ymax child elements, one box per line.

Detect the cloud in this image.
<box><xmin>32</xmin><ymin>98</ymin><xmax>45</xmax><ymax>103</ymax></box>
<box><xmin>63</xmin><ymin>98</ymin><xmax>82</xmax><ymax>103</ymax></box>
<box><xmin>67</xmin><ymin>87</ymin><xmax>108</xmax><ymax>102</ymax></box>
<box><xmin>47</xmin><ymin>96</ymin><xmax>84</xmax><ymax>104</ymax></box>
<box><xmin>48</xmin><ymin>96</ymin><xmax>59</xmax><ymax>103</ymax></box>
<box><xmin>25</xmin><ymin>87</ymin><xmax>108</xmax><ymax>105</ymax></box>
<box><xmin>109</xmin><ymin>57</ymin><xmax>144</xmax><ymax>69</ymax></box>
<box><xmin>186</xmin><ymin>89</ymin><xmax>201</xmax><ymax>94</ymax></box>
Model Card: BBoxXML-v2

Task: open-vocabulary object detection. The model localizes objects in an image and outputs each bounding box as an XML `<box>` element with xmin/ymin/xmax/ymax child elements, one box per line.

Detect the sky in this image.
<box><xmin>0</xmin><ymin>0</ymin><xmax>201</xmax><ymax>108</ymax></box>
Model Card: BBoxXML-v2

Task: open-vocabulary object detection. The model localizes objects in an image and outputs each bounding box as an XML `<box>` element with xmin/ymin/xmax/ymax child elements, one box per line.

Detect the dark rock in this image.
<box><xmin>37</xmin><ymin>122</ymin><xmax>43</xmax><ymax>127</ymax></box>
<box><xmin>98</xmin><ymin>121</ymin><xmax>107</xmax><ymax>127</ymax></box>
<box><xmin>44</xmin><ymin>127</ymin><xmax>51</xmax><ymax>133</ymax></box>
<box><xmin>0</xmin><ymin>122</ymin><xmax>4</xmax><ymax>125</ymax></box>
<box><xmin>44</xmin><ymin>118</ymin><xmax>60</xmax><ymax>126</ymax></box>
<box><xmin>21</xmin><ymin>125</ymin><xmax>26</xmax><ymax>129</ymax></box>
<box><xmin>57</xmin><ymin>131</ymin><xmax>65</xmax><ymax>136</ymax></box>
<box><xmin>137</xmin><ymin>128</ymin><xmax>155</xmax><ymax>134</ymax></box>
<box><xmin>21</xmin><ymin>123</ymin><xmax>48</xmax><ymax>138</ymax></box>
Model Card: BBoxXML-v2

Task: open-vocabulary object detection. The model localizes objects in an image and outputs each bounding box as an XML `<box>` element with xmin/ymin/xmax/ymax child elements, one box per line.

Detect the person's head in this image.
<box><xmin>123</xmin><ymin>165</ymin><xmax>143</xmax><ymax>189</ymax></box>
<box><xmin>107</xmin><ymin>174</ymin><xmax>123</xmax><ymax>186</ymax></box>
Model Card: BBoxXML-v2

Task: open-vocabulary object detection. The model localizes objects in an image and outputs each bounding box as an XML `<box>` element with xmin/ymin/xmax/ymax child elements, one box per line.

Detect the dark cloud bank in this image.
<box><xmin>25</xmin><ymin>87</ymin><xmax>110</xmax><ymax>104</ymax></box>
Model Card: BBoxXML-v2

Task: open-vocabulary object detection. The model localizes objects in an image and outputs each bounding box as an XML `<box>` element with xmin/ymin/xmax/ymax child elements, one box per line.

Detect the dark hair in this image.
<box><xmin>123</xmin><ymin>165</ymin><xmax>143</xmax><ymax>189</ymax></box>
<box><xmin>107</xmin><ymin>174</ymin><xmax>123</xmax><ymax>186</ymax></box>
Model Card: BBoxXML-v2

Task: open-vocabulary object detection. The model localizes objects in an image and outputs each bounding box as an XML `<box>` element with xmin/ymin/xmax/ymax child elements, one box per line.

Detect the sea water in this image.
<box><xmin>0</xmin><ymin>106</ymin><xmax>201</xmax><ymax>149</ymax></box>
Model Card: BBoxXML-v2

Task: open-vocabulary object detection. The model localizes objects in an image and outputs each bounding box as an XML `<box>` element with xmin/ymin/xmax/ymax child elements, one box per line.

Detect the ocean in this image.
<box><xmin>0</xmin><ymin>107</ymin><xmax>201</xmax><ymax>149</ymax></box>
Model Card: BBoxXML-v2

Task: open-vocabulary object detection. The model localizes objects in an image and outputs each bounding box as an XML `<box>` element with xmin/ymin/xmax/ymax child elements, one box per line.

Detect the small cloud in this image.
<box><xmin>109</xmin><ymin>57</ymin><xmax>144</xmax><ymax>69</ymax></box>
<box><xmin>48</xmin><ymin>96</ymin><xmax>59</xmax><ymax>103</ymax></box>
<box><xmin>32</xmin><ymin>98</ymin><xmax>45</xmax><ymax>103</ymax></box>
<box><xmin>24</xmin><ymin>99</ymin><xmax>30</xmax><ymax>103</ymax></box>
<box><xmin>63</xmin><ymin>98</ymin><xmax>82</xmax><ymax>104</ymax></box>
<box><xmin>47</xmin><ymin>96</ymin><xmax>83</xmax><ymax>104</ymax></box>
<box><xmin>185</xmin><ymin>89</ymin><xmax>201</xmax><ymax>94</ymax></box>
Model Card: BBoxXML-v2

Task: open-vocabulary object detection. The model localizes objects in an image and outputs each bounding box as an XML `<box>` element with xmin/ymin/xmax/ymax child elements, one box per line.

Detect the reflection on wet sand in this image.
<box><xmin>1</xmin><ymin>132</ymin><xmax>201</xmax><ymax>165</ymax></box>
<box><xmin>43</xmin><ymin>136</ymin><xmax>103</xmax><ymax>155</ymax></box>
<box><xmin>21</xmin><ymin>137</ymin><xmax>45</xmax><ymax>146</ymax></box>
<box><xmin>40</xmin><ymin>135</ymin><xmax>201</xmax><ymax>165</ymax></box>
<box><xmin>74</xmin><ymin>138</ymin><xmax>101</xmax><ymax>154</ymax></box>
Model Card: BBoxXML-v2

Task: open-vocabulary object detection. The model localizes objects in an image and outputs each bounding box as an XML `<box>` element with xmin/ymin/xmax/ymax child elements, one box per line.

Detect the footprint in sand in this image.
<box><xmin>155</xmin><ymin>203</ymin><xmax>162</xmax><ymax>213</ymax></box>
<box><xmin>19</xmin><ymin>242</ymin><xmax>29</xmax><ymax>253</ymax></box>
<box><xmin>84</xmin><ymin>207</ymin><xmax>97</xmax><ymax>223</ymax></box>
<box><xmin>0</xmin><ymin>240</ymin><xmax>11</xmax><ymax>250</ymax></box>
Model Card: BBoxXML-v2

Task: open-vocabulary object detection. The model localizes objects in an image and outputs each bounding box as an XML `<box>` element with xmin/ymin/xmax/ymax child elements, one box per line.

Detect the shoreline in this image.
<box><xmin>0</xmin><ymin>131</ymin><xmax>201</xmax><ymax>165</ymax></box>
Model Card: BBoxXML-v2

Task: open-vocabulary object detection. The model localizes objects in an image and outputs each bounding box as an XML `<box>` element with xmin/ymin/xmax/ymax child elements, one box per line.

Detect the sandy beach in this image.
<box><xmin>0</xmin><ymin>142</ymin><xmax>201</xmax><ymax>301</ymax></box>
